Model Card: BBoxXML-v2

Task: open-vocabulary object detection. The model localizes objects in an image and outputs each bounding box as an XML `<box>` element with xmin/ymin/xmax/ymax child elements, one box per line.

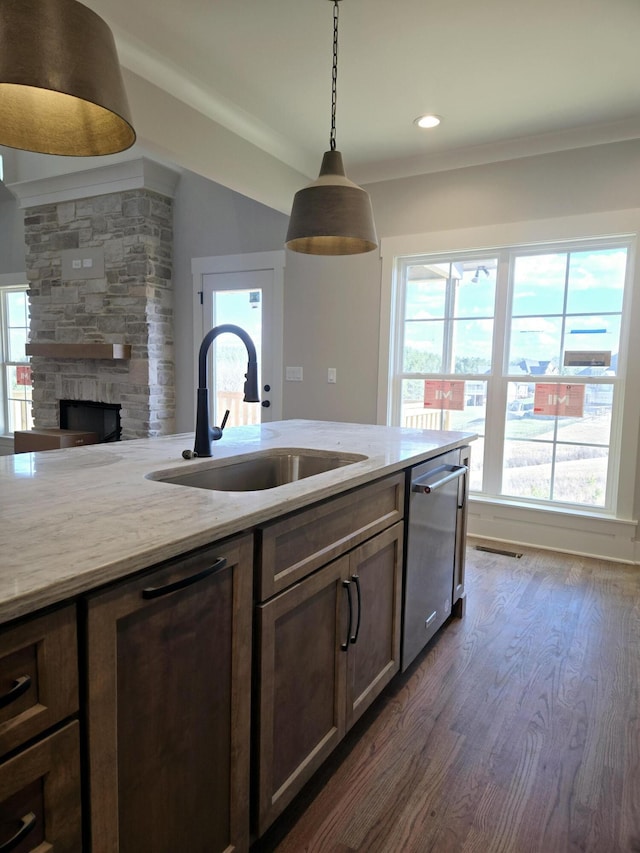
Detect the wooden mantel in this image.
<box><xmin>25</xmin><ymin>343</ymin><xmax>132</xmax><ymax>360</ymax></box>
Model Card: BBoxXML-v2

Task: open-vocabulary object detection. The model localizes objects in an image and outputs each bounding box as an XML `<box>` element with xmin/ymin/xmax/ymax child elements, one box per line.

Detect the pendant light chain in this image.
<box><xmin>330</xmin><ymin>0</ymin><xmax>339</xmax><ymax>151</ymax></box>
<box><xmin>285</xmin><ymin>0</ymin><xmax>377</xmax><ymax>255</ymax></box>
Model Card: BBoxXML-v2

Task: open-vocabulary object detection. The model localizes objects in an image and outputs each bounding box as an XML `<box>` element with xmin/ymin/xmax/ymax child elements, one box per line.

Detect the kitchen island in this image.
<box><xmin>0</xmin><ymin>419</ymin><xmax>474</xmax><ymax>852</ymax></box>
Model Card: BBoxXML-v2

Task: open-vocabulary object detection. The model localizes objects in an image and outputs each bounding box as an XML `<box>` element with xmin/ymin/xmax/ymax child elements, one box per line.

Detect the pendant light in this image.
<box><xmin>0</xmin><ymin>0</ymin><xmax>135</xmax><ymax>156</ymax></box>
<box><xmin>285</xmin><ymin>0</ymin><xmax>377</xmax><ymax>256</ymax></box>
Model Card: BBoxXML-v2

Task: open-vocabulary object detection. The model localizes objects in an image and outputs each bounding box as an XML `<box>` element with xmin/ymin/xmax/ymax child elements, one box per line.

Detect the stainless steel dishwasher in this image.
<box><xmin>402</xmin><ymin>448</ymin><xmax>468</xmax><ymax>671</ymax></box>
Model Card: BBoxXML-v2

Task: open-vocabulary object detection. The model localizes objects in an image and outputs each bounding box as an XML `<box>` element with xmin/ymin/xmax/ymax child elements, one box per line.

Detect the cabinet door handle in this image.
<box><xmin>350</xmin><ymin>574</ymin><xmax>361</xmax><ymax>644</ymax></box>
<box><xmin>142</xmin><ymin>557</ymin><xmax>228</xmax><ymax>600</ymax></box>
<box><xmin>0</xmin><ymin>812</ymin><xmax>36</xmax><ymax>852</ymax></box>
<box><xmin>341</xmin><ymin>580</ymin><xmax>352</xmax><ymax>651</ymax></box>
<box><xmin>0</xmin><ymin>675</ymin><xmax>31</xmax><ymax>710</ymax></box>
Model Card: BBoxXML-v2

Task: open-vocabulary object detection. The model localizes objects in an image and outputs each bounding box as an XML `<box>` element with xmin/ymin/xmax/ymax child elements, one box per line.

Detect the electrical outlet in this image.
<box><xmin>285</xmin><ymin>366</ymin><xmax>303</xmax><ymax>381</ymax></box>
<box><xmin>61</xmin><ymin>248</ymin><xmax>105</xmax><ymax>280</ymax></box>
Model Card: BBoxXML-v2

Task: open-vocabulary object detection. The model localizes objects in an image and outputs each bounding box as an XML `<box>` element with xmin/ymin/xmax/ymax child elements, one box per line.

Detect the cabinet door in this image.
<box><xmin>0</xmin><ymin>721</ymin><xmax>81</xmax><ymax>853</ymax></box>
<box><xmin>345</xmin><ymin>523</ymin><xmax>404</xmax><ymax>731</ymax></box>
<box><xmin>257</xmin><ymin>557</ymin><xmax>349</xmax><ymax>835</ymax></box>
<box><xmin>86</xmin><ymin>534</ymin><xmax>253</xmax><ymax>853</ymax></box>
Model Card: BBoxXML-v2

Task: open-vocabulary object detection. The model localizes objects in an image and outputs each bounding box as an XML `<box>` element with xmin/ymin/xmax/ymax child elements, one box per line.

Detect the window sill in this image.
<box><xmin>469</xmin><ymin>493</ymin><xmax>636</xmax><ymax>527</ymax></box>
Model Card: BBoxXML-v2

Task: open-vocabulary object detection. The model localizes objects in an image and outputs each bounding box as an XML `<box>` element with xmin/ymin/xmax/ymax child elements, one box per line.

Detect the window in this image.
<box><xmin>0</xmin><ymin>285</ymin><xmax>32</xmax><ymax>437</ymax></box>
<box><xmin>390</xmin><ymin>238</ymin><xmax>631</xmax><ymax>512</ymax></box>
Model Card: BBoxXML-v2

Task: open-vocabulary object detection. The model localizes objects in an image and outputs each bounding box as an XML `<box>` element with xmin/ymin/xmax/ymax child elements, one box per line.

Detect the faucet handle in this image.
<box><xmin>211</xmin><ymin>409</ymin><xmax>231</xmax><ymax>442</ymax></box>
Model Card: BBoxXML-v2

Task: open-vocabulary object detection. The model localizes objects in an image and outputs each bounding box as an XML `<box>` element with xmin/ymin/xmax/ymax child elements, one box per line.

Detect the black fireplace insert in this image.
<box><xmin>59</xmin><ymin>400</ymin><xmax>122</xmax><ymax>442</ymax></box>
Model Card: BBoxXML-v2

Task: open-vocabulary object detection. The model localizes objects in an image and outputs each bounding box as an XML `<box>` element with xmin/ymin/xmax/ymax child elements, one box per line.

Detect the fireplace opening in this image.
<box><xmin>60</xmin><ymin>400</ymin><xmax>122</xmax><ymax>442</ymax></box>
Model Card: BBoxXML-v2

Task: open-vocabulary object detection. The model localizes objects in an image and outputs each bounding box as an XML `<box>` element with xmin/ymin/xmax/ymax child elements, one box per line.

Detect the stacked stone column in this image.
<box><xmin>24</xmin><ymin>189</ymin><xmax>175</xmax><ymax>439</ymax></box>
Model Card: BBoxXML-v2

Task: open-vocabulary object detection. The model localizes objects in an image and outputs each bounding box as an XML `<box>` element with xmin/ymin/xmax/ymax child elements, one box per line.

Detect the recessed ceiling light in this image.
<box><xmin>414</xmin><ymin>114</ymin><xmax>442</xmax><ymax>129</ymax></box>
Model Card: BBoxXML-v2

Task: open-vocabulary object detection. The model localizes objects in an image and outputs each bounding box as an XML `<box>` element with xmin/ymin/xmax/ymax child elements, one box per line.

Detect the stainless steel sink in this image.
<box><xmin>148</xmin><ymin>449</ymin><xmax>367</xmax><ymax>492</ymax></box>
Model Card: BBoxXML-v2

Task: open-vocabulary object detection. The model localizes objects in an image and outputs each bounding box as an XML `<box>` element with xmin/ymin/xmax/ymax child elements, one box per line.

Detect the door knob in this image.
<box><xmin>261</xmin><ymin>400</ymin><xmax>271</xmax><ymax>408</ymax></box>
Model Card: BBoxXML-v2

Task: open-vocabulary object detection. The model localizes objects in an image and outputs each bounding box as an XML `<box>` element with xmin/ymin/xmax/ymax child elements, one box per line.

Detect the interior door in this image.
<box><xmin>201</xmin><ymin>265</ymin><xmax>282</xmax><ymax>425</ymax></box>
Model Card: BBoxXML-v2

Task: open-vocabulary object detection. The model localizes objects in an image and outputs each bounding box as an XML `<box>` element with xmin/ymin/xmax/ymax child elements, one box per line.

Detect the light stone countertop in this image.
<box><xmin>0</xmin><ymin>419</ymin><xmax>475</xmax><ymax>625</ymax></box>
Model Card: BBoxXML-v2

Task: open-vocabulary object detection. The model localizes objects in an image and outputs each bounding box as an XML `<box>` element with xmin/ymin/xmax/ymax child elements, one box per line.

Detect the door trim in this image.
<box><xmin>191</xmin><ymin>251</ymin><xmax>285</xmax><ymax>421</ymax></box>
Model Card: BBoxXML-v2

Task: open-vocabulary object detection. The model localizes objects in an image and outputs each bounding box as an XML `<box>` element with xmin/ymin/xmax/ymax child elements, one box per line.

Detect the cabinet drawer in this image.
<box><xmin>0</xmin><ymin>606</ymin><xmax>78</xmax><ymax>756</ymax></box>
<box><xmin>0</xmin><ymin>721</ymin><xmax>82</xmax><ymax>853</ymax></box>
<box><xmin>258</xmin><ymin>473</ymin><xmax>404</xmax><ymax>600</ymax></box>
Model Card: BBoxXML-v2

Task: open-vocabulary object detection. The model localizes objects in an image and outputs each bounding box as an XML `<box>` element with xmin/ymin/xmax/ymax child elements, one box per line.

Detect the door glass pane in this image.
<box><xmin>565</xmin><ymin>248</ymin><xmax>626</xmax><ymax>314</ymax></box>
<box><xmin>211</xmin><ymin>289</ymin><xmax>262</xmax><ymax>427</ymax></box>
<box><xmin>512</xmin><ymin>253</ymin><xmax>567</xmax><ymax>316</ymax></box>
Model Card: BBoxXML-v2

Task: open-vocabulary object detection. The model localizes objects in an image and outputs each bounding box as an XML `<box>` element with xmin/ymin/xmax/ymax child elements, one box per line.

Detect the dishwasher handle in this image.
<box><xmin>412</xmin><ymin>464</ymin><xmax>468</xmax><ymax>494</ymax></box>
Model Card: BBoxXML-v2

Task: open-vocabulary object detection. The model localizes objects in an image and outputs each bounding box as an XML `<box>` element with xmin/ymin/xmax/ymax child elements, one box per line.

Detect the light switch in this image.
<box><xmin>82</xmin><ymin>258</ymin><xmax>93</xmax><ymax>268</ymax></box>
<box><xmin>328</xmin><ymin>368</ymin><xmax>337</xmax><ymax>384</ymax></box>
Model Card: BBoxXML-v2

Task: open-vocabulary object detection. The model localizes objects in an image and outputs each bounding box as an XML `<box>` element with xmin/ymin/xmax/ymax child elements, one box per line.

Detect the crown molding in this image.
<box><xmin>6</xmin><ymin>157</ymin><xmax>181</xmax><ymax>208</ymax></box>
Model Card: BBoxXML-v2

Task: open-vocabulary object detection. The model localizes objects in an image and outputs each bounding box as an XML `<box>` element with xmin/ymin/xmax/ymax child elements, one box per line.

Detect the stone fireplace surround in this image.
<box><xmin>14</xmin><ymin>159</ymin><xmax>179</xmax><ymax>440</ymax></box>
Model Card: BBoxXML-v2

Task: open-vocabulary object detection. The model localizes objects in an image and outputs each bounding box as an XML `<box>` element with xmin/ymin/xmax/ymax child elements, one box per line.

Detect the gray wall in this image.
<box><xmin>282</xmin><ymin>250</ymin><xmax>381</xmax><ymax>424</ymax></box>
<box><xmin>0</xmin><ymin>194</ymin><xmax>26</xmax><ymax>273</ymax></box>
<box><xmin>171</xmin><ymin>169</ymin><xmax>288</xmax><ymax>432</ymax></box>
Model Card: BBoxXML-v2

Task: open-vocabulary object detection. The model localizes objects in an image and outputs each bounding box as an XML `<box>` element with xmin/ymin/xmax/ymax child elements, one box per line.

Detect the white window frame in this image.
<box><xmin>378</xmin><ymin>211</ymin><xmax>640</xmax><ymax>560</ymax></box>
<box><xmin>0</xmin><ymin>273</ymin><xmax>30</xmax><ymax>443</ymax></box>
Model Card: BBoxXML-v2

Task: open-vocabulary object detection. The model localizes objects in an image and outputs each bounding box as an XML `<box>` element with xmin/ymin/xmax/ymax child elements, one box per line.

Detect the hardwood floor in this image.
<box><xmin>253</xmin><ymin>538</ymin><xmax>640</xmax><ymax>853</ymax></box>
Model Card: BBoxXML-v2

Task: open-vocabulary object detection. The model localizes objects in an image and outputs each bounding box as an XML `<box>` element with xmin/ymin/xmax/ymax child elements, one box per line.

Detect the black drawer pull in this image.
<box><xmin>0</xmin><ymin>812</ymin><xmax>36</xmax><ymax>852</ymax></box>
<box><xmin>350</xmin><ymin>574</ymin><xmax>361</xmax><ymax>644</ymax></box>
<box><xmin>0</xmin><ymin>675</ymin><xmax>31</xmax><ymax>710</ymax></box>
<box><xmin>341</xmin><ymin>580</ymin><xmax>352</xmax><ymax>651</ymax></box>
<box><xmin>142</xmin><ymin>557</ymin><xmax>227</xmax><ymax>599</ymax></box>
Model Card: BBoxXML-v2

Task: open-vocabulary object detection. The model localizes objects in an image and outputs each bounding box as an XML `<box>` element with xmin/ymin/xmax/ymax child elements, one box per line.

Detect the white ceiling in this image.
<box><xmin>6</xmin><ymin>0</ymin><xmax>640</xmax><ymax>211</ymax></box>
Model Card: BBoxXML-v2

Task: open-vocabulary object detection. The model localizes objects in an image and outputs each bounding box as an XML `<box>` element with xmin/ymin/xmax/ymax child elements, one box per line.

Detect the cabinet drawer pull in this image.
<box><xmin>142</xmin><ymin>557</ymin><xmax>228</xmax><ymax>600</ymax></box>
<box><xmin>0</xmin><ymin>812</ymin><xmax>36</xmax><ymax>852</ymax></box>
<box><xmin>341</xmin><ymin>580</ymin><xmax>352</xmax><ymax>651</ymax></box>
<box><xmin>0</xmin><ymin>675</ymin><xmax>31</xmax><ymax>710</ymax></box>
<box><xmin>350</xmin><ymin>574</ymin><xmax>361</xmax><ymax>644</ymax></box>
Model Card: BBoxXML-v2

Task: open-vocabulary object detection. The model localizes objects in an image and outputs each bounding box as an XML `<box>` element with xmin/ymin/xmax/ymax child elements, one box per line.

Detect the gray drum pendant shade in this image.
<box><xmin>285</xmin><ymin>150</ymin><xmax>377</xmax><ymax>255</ymax></box>
<box><xmin>285</xmin><ymin>0</ymin><xmax>377</xmax><ymax>256</ymax></box>
<box><xmin>0</xmin><ymin>0</ymin><xmax>135</xmax><ymax>156</ymax></box>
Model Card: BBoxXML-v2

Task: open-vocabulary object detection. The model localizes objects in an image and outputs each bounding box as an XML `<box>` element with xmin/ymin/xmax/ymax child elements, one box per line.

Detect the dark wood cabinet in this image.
<box><xmin>85</xmin><ymin>533</ymin><xmax>253</xmax><ymax>853</ymax></box>
<box><xmin>257</xmin><ymin>521</ymin><xmax>404</xmax><ymax>835</ymax></box>
<box><xmin>345</xmin><ymin>523</ymin><xmax>403</xmax><ymax>730</ymax></box>
<box><xmin>0</xmin><ymin>721</ymin><xmax>82</xmax><ymax>853</ymax></box>
<box><xmin>0</xmin><ymin>605</ymin><xmax>81</xmax><ymax>853</ymax></box>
